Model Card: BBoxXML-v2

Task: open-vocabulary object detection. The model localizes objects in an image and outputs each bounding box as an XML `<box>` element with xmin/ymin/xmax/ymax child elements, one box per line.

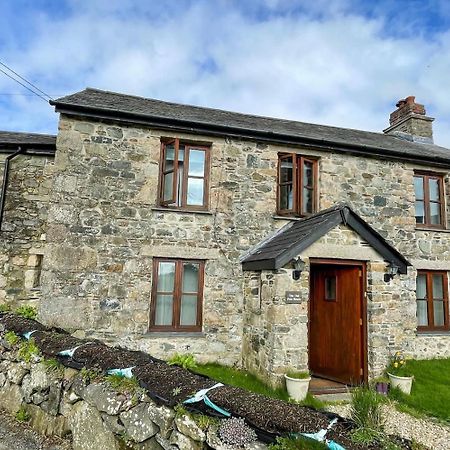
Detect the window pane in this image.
<box><xmin>417</xmin><ymin>300</ymin><xmax>428</xmax><ymax>326</ymax></box>
<box><xmin>303</xmin><ymin>188</ymin><xmax>313</xmax><ymax>214</ymax></box>
<box><xmin>180</xmin><ymin>294</ymin><xmax>198</xmax><ymax>326</ymax></box>
<box><xmin>430</xmin><ymin>202</ymin><xmax>441</xmax><ymax>225</ymax></box>
<box><xmin>178</xmin><ymin>147</ymin><xmax>185</xmax><ymax>161</ymax></box>
<box><xmin>182</xmin><ymin>262</ymin><xmax>199</xmax><ymax>293</ymax></box>
<box><xmin>429</xmin><ymin>178</ymin><xmax>440</xmax><ymax>201</ymax></box>
<box><xmin>432</xmin><ymin>274</ymin><xmax>444</xmax><ymax>299</ymax></box>
<box><xmin>325</xmin><ymin>276</ymin><xmax>336</xmax><ymax>300</ymax></box>
<box><xmin>434</xmin><ymin>300</ymin><xmax>445</xmax><ymax>326</ymax></box>
<box><xmin>155</xmin><ymin>294</ymin><xmax>173</xmax><ymax>326</ymax></box>
<box><xmin>414</xmin><ymin>176</ymin><xmax>424</xmax><ymax>200</ymax></box>
<box><xmin>163</xmin><ymin>172</ymin><xmax>174</xmax><ymax>201</ymax></box>
<box><xmin>280</xmin><ymin>157</ymin><xmax>293</xmax><ymax>183</ymax></box>
<box><xmin>303</xmin><ymin>161</ymin><xmax>313</xmax><ymax>187</ymax></box>
<box><xmin>164</xmin><ymin>144</ymin><xmax>175</xmax><ymax>171</ymax></box>
<box><xmin>187</xmin><ymin>178</ymin><xmax>204</xmax><ymax>205</ymax></box>
<box><xmin>415</xmin><ymin>201</ymin><xmax>425</xmax><ymax>224</ymax></box>
<box><xmin>280</xmin><ymin>184</ymin><xmax>293</xmax><ymax>210</ymax></box>
<box><xmin>417</xmin><ymin>274</ymin><xmax>427</xmax><ymax>299</ymax></box>
<box><xmin>157</xmin><ymin>262</ymin><xmax>175</xmax><ymax>292</ymax></box>
<box><xmin>188</xmin><ymin>150</ymin><xmax>205</xmax><ymax>176</ymax></box>
<box><xmin>176</xmin><ymin>162</ymin><xmax>184</xmax><ymax>206</ymax></box>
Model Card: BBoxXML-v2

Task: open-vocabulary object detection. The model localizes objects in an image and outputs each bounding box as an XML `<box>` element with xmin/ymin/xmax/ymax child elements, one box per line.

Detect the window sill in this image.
<box><xmin>152</xmin><ymin>207</ymin><xmax>213</xmax><ymax>215</ymax></box>
<box><xmin>416</xmin><ymin>331</ymin><xmax>450</xmax><ymax>337</ymax></box>
<box><xmin>273</xmin><ymin>215</ymin><xmax>305</xmax><ymax>221</ymax></box>
<box><xmin>415</xmin><ymin>227</ymin><xmax>450</xmax><ymax>233</ymax></box>
<box><xmin>144</xmin><ymin>331</ymin><xmax>205</xmax><ymax>338</ymax></box>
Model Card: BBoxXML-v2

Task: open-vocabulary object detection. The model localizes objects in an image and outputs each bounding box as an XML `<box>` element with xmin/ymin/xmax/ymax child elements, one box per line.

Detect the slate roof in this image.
<box><xmin>51</xmin><ymin>88</ymin><xmax>450</xmax><ymax>166</ymax></box>
<box><xmin>0</xmin><ymin>131</ymin><xmax>56</xmax><ymax>151</ymax></box>
<box><xmin>241</xmin><ymin>204</ymin><xmax>411</xmax><ymax>273</ymax></box>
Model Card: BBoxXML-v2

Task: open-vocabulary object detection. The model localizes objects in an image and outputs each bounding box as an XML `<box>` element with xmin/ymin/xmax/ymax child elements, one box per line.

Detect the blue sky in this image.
<box><xmin>1</xmin><ymin>0</ymin><xmax>450</xmax><ymax>146</ymax></box>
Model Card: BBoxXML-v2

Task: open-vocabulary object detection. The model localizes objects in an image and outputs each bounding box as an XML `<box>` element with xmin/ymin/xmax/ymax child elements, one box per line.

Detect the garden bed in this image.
<box><xmin>0</xmin><ymin>313</ymin><xmax>419</xmax><ymax>449</ymax></box>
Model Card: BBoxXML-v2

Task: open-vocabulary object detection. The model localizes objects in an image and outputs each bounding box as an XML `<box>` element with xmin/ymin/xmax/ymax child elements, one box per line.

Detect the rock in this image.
<box><xmin>0</xmin><ymin>381</ymin><xmax>23</xmax><ymax>413</ymax></box>
<box><xmin>169</xmin><ymin>429</ymin><xmax>203</xmax><ymax>450</ymax></box>
<box><xmin>7</xmin><ymin>362</ymin><xmax>28</xmax><ymax>384</ymax></box>
<box><xmin>68</xmin><ymin>400</ymin><xmax>120</xmax><ymax>450</ymax></box>
<box><xmin>71</xmin><ymin>374</ymin><xmax>88</xmax><ymax>397</ymax></box>
<box><xmin>68</xmin><ymin>391</ymin><xmax>81</xmax><ymax>404</ymax></box>
<box><xmin>21</xmin><ymin>373</ymin><xmax>33</xmax><ymax>402</ymax></box>
<box><xmin>0</xmin><ymin>372</ymin><xmax>6</xmax><ymax>388</ymax></box>
<box><xmin>135</xmin><ymin>437</ymin><xmax>165</xmax><ymax>449</ymax></box>
<box><xmin>154</xmin><ymin>434</ymin><xmax>177</xmax><ymax>450</ymax></box>
<box><xmin>101</xmin><ymin>412</ymin><xmax>125</xmax><ymax>435</ymax></box>
<box><xmin>145</xmin><ymin>403</ymin><xmax>175</xmax><ymax>438</ymax></box>
<box><xmin>25</xmin><ymin>403</ymin><xmax>70</xmax><ymax>437</ymax></box>
<box><xmin>120</xmin><ymin>403</ymin><xmax>159</xmax><ymax>443</ymax></box>
<box><xmin>83</xmin><ymin>382</ymin><xmax>125</xmax><ymax>415</ymax></box>
<box><xmin>206</xmin><ymin>426</ymin><xmax>229</xmax><ymax>450</ymax></box>
<box><xmin>175</xmin><ymin>415</ymin><xmax>206</xmax><ymax>442</ymax></box>
<box><xmin>32</xmin><ymin>391</ymin><xmax>47</xmax><ymax>405</ymax></box>
<box><xmin>41</xmin><ymin>380</ymin><xmax>63</xmax><ymax>416</ymax></box>
<box><xmin>246</xmin><ymin>442</ymin><xmax>269</xmax><ymax>449</ymax></box>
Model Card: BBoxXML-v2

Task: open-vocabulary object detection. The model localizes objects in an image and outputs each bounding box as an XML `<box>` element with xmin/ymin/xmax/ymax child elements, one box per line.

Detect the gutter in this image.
<box><xmin>52</xmin><ymin>103</ymin><xmax>450</xmax><ymax>169</ymax></box>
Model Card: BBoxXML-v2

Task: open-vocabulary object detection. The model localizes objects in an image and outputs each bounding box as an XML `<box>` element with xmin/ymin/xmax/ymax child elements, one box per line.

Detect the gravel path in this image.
<box><xmin>0</xmin><ymin>410</ymin><xmax>71</xmax><ymax>450</ymax></box>
<box><xmin>326</xmin><ymin>403</ymin><xmax>450</xmax><ymax>450</ymax></box>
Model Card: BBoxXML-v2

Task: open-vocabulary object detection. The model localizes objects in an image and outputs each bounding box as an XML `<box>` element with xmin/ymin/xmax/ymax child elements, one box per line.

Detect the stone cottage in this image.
<box><xmin>2</xmin><ymin>91</ymin><xmax>450</xmax><ymax>386</ymax></box>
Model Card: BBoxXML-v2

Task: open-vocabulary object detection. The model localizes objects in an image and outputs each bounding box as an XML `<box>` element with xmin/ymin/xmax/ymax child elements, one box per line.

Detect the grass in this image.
<box><xmin>17</xmin><ymin>338</ymin><xmax>40</xmax><ymax>362</ymax></box>
<box><xmin>193</xmin><ymin>362</ymin><xmax>324</xmax><ymax>409</ymax></box>
<box><xmin>15</xmin><ymin>406</ymin><xmax>30</xmax><ymax>422</ymax></box>
<box><xmin>388</xmin><ymin>358</ymin><xmax>450</xmax><ymax>422</ymax></box>
<box><xmin>14</xmin><ymin>305</ymin><xmax>37</xmax><ymax>320</ymax></box>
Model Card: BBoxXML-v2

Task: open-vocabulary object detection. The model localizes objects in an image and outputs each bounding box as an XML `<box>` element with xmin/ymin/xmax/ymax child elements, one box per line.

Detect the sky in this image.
<box><xmin>1</xmin><ymin>0</ymin><xmax>450</xmax><ymax>147</ymax></box>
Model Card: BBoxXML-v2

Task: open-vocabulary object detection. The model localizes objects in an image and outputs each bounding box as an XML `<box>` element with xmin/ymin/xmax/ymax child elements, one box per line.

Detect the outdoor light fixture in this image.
<box><xmin>292</xmin><ymin>257</ymin><xmax>306</xmax><ymax>281</ymax></box>
<box><xmin>384</xmin><ymin>262</ymin><xmax>399</xmax><ymax>282</ymax></box>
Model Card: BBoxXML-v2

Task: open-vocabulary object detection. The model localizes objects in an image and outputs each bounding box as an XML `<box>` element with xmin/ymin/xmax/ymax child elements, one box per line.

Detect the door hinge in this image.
<box><xmin>359</xmin><ymin>318</ymin><xmax>363</xmax><ymax>326</ymax></box>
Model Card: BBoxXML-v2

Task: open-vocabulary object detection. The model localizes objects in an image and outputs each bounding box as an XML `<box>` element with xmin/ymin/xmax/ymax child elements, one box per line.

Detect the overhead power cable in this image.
<box><xmin>0</xmin><ymin>60</ymin><xmax>53</xmax><ymax>103</ymax></box>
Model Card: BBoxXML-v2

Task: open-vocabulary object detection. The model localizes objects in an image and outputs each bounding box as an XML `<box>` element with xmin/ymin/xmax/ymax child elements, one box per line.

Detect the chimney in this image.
<box><xmin>383</xmin><ymin>96</ymin><xmax>434</xmax><ymax>144</ymax></box>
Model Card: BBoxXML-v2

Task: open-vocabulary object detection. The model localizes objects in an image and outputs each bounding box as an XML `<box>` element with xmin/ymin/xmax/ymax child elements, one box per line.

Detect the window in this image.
<box><xmin>159</xmin><ymin>139</ymin><xmax>209</xmax><ymax>210</ymax></box>
<box><xmin>416</xmin><ymin>271</ymin><xmax>449</xmax><ymax>331</ymax></box>
<box><xmin>278</xmin><ymin>154</ymin><xmax>318</xmax><ymax>216</ymax></box>
<box><xmin>150</xmin><ymin>259</ymin><xmax>204</xmax><ymax>331</ymax></box>
<box><xmin>414</xmin><ymin>173</ymin><xmax>444</xmax><ymax>228</ymax></box>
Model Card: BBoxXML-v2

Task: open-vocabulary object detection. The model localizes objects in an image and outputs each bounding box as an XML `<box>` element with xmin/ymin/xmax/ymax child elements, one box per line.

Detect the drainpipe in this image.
<box><xmin>0</xmin><ymin>147</ymin><xmax>25</xmax><ymax>231</ymax></box>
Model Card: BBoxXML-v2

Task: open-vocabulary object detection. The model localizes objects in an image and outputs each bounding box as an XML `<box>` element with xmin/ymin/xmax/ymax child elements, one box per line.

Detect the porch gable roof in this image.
<box><xmin>241</xmin><ymin>203</ymin><xmax>411</xmax><ymax>273</ymax></box>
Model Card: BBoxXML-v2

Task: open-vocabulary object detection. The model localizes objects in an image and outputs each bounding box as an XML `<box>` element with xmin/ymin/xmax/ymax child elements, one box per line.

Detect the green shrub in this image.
<box><xmin>168</xmin><ymin>353</ymin><xmax>197</xmax><ymax>370</ymax></box>
<box><xmin>104</xmin><ymin>374</ymin><xmax>141</xmax><ymax>395</ymax></box>
<box><xmin>15</xmin><ymin>406</ymin><xmax>30</xmax><ymax>422</ymax></box>
<box><xmin>4</xmin><ymin>330</ymin><xmax>20</xmax><ymax>346</ymax></box>
<box><xmin>350</xmin><ymin>387</ymin><xmax>385</xmax><ymax>445</ymax></box>
<box><xmin>18</xmin><ymin>338</ymin><xmax>40</xmax><ymax>362</ymax></box>
<box><xmin>268</xmin><ymin>436</ymin><xmax>328</xmax><ymax>449</ymax></box>
<box><xmin>0</xmin><ymin>303</ymin><xmax>11</xmax><ymax>313</ymax></box>
<box><xmin>15</xmin><ymin>305</ymin><xmax>37</xmax><ymax>320</ymax></box>
<box><xmin>42</xmin><ymin>358</ymin><xmax>64</xmax><ymax>375</ymax></box>
<box><xmin>192</xmin><ymin>413</ymin><xmax>220</xmax><ymax>430</ymax></box>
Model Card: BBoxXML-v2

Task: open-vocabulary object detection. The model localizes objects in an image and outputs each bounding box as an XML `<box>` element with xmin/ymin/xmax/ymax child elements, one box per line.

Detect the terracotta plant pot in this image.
<box><xmin>388</xmin><ymin>373</ymin><xmax>413</xmax><ymax>395</ymax></box>
<box><xmin>284</xmin><ymin>374</ymin><xmax>311</xmax><ymax>401</ymax></box>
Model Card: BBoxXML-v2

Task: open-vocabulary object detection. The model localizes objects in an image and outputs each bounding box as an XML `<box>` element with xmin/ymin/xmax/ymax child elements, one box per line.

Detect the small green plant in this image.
<box><xmin>386</xmin><ymin>351</ymin><xmax>413</xmax><ymax>377</ymax></box>
<box><xmin>15</xmin><ymin>305</ymin><xmax>37</xmax><ymax>320</ymax></box>
<box><xmin>0</xmin><ymin>303</ymin><xmax>11</xmax><ymax>313</ymax></box>
<box><xmin>18</xmin><ymin>338</ymin><xmax>40</xmax><ymax>362</ymax></box>
<box><xmin>104</xmin><ymin>374</ymin><xmax>140</xmax><ymax>394</ymax></box>
<box><xmin>349</xmin><ymin>387</ymin><xmax>385</xmax><ymax>445</ymax></box>
<box><xmin>285</xmin><ymin>371</ymin><xmax>310</xmax><ymax>380</ymax></box>
<box><xmin>15</xmin><ymin>406</ymin><xmax>30</xmax><ymax>422</ymax></box>
<box><xmin>172</xmin><ymin>386</ymin><xmax>182</xmax><ymax>396</ymax></box>
<box><xmin>174</xmin><ymin>403</ymin><xmax>189</xmax><ymax>418</ymax></box>
<box><xmin>269</xmin><ymin>435</ymin><xmax>328</xmax><ymax>449</ymax></box>
<box><xmin>168</xmin><ymin>353</ymin><xmax>197</xmax><ymax>370</ymax></box>
<box><xmin>117</xmin><ymin>430</ymin><xmax>134</xmax><ymax>448</ymax></box>
<box><xmin>42</xmin><ymin>358</ymin><xmax>64</xmax><ymax>375</ymax></box>
<box><xmin>80</xmin><ymin>367</ymin><xmax>104</xmax><ymax>382</ymax></box>
<box><xmin>192</xmin><ymin>413</ymin><xmax>220</xmax><ymax>430</ymax></box>
<box><xmin>4</xmin><ymin>330</ymin><xmax>20</xmax><ymax>346</ymax></box>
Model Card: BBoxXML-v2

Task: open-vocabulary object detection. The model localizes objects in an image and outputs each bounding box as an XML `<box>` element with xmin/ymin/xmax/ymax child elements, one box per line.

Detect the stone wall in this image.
<box><xmin>37</xmin><ymin>113</ymin><xmax>450</xmax><ymax>381</ymax></box>
<box><xmin>0</xmin><ymin>153</ymin><xmax>54</xmax><ymax>308</ymax></box>
<box><xmin>0</xmin><ymin>335</ymin><xmax>267</xmax><ymax>450</ymax></box>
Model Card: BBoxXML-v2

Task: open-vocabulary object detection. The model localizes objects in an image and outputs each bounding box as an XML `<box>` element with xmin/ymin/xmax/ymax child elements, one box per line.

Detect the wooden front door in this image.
<box><xmin>309</xmin><ymin>263</ymin><xmax>366</xmax><ymax>385</ymax></box>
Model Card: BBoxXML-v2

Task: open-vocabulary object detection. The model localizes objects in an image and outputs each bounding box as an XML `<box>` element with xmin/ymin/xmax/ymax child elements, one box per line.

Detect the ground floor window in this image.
<box><xmin>150</xmin><ymin>258</ymin><xmax>204</xmax><ymax>331</ymax></box>
<box><xmin>416</xmin><ymin>270</ymin><xmax>449</xmax><ymax>331</ymax></box>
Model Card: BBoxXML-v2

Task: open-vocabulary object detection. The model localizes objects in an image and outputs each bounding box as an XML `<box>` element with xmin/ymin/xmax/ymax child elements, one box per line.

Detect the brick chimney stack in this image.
<box><xmin>383</xmin><ymin>96</ymin><xmax>434</xmax><ymax>144</ymax></box>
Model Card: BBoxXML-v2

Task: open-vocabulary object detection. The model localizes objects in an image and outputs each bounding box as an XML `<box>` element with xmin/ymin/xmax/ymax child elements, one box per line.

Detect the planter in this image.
<box><xmin>375</xmin><ymin>382</ymin><xmax>389</xmax><ymax>396</ymax></box>
<box><xmin>388</xmin><ymin>373</ymin><xmax>413</xmax><ymax>395</ymax></box>
<box><xmin>284</xmin><ymin>374</ymin><xmax>311</xmax><ymax>401</ymax></box>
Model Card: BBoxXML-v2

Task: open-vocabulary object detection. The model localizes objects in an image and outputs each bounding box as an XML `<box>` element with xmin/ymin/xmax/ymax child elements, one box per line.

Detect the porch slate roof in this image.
<box><xmin>241</xmin><ymin>203</ymin><xmax>411</xmax><ymax>273</ymax></box>
<box><xmin>0</xmin><ymin>131</ymin><xmax>56</xmax><ymax>153</ymax></box>
<box><xmin>51</xmin><ymin>88</ymin><xmax>450</xmax><ymax>167</ymax></box>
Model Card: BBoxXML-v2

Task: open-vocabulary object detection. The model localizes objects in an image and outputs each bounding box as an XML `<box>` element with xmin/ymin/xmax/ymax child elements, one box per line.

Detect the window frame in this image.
<box><xmin>158</xmin><ymin>138</ymin><xmax>210</xmax><ymax>211</ymax></box>
<box><xmin>414</xmin><ymin>172</ymin><xmax>445</xmax><ymax>229</ymax></box>
<box><xmin>277</xmin><ymin>153</ymin><xmax>318</xmax><ymax>217</ymax></box>
<box><xmin>149</xmin><ymin>258</ymin><xmax>205</xmax><ymax>332</ymax></box>
<box><xmin>417</xmin><ymin>270</ymin><xmax>449</xmax><ymax>332</ymax></box>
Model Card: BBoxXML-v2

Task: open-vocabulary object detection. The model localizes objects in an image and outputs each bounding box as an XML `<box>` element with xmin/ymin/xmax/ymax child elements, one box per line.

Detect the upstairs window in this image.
<box><xmin>278</xmin><ymin>154</ymin><xmax>318</xmax><ymax>216</ymax></box>
<box><xmin>414</xmin><ymin>173</ymin><xmax>444</xmax><ymax>228</ymax></box>
<box><xmin>159</xmin><ymin>139</ymin><xmax>210</xmax><ymax>210</ymax></box>
<box><xmin>150</xmin><ymin>258</ymin><xmax>204</xmax><ymax>332</ymax></box>
<box><xmin>417</xmin><ymin>271</ymin><xmax>449</xmax><ymax>331</ymax></box>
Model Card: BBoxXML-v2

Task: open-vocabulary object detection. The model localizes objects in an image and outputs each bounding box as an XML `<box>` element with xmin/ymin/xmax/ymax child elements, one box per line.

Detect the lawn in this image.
<box><xmin>193</xmin><ymin>362</ymin><xmax>324</xmax><ymax>409</ymax></box>
<box><xmin>388</xmin><ymin>358</ymin><xmax>450</xmax><ymax>422</ymax></box>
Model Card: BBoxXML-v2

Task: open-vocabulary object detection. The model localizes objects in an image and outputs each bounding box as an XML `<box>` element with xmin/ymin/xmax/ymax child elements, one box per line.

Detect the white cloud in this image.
<box><xmin>1</xmin><ymin>0</ymin><xmax>449</xmax><ymax>147</ymax></box>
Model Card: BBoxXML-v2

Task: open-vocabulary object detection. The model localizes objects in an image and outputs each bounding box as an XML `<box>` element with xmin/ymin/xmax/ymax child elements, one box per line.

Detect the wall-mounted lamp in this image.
<box><xmin>292</xmin><ymin>257</ymin><xmax>306</xmax><ymax>281</ymax></box>
<box><xmin>384</xmin><ymin>262</ymin><xmax>399</xmax><ymax>282</ymax></box>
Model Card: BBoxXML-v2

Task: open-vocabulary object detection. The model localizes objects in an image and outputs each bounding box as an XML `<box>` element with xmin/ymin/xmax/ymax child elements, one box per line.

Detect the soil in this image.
<box><xmin>32</xmin><ymin>331</ymin><xmax>89</xmax><ymax>356</ymax></box>
<box><xmin>0</xmin><ymin>314</ymin><xmax>48</xmax><ymax>334</ymax></box>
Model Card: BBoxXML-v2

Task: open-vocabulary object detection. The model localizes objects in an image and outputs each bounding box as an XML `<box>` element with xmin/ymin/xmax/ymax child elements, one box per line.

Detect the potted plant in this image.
<box><xmin>386</xmin><ymin>352</ymin><xmax>414</xmax><ymax>395</ymax></box>
<box><xmin>284</xmin><ymin>370</ymin><xmax>311</xmax><ymax>401</ymax></box>
<box><xmin>372</xmin><ymin>376</ymin><xmax>389</xmax><ymax>396</ymax></box>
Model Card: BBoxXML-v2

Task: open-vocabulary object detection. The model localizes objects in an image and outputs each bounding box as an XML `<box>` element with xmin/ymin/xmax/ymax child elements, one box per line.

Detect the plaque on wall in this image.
<box><xmin>285</xmin><ymin>291</ymin><xmax>301</xmax><ymax>304</ymax></box>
